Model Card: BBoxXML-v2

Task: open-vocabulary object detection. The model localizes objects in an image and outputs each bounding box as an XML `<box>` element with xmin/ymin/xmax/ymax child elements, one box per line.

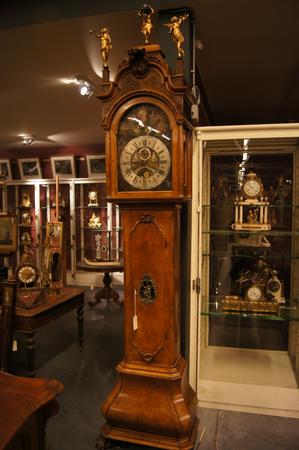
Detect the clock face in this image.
<box><xmin>267</xmin><ymin>279</ymin><xmax>280</xmax><ymax>293</ymax></box>
<box><xmin>120</xmin><ymin>135</ymin><xmax>171</xmax><ymax>190</ymax></box>
<box><xmin>243</xmin><ymin>177</ymin><xmax>262</xmax><ymax>198</ymax></box>
<box><xmin>17</xmin><ymin>265</ymin><xmax>37</xmax><ymax>285</ymax></box>
<box><xmin>117</xmin><ymin>103</ymin><xmax>172</xmax><ymax>191</ymax></box>
<box><xmin>247</xmin><ymin>285</ymin><xmax>263</xmax><ymax>301</ymax></box>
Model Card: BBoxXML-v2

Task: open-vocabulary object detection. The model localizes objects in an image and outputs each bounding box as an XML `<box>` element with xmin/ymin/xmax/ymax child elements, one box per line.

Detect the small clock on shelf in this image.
<box><xmin>16</xmin><ymin>263</ymin><xmax>38</xmax><ymax>286</ymax></box>
<box><xmin>88</xmin><ymin>190</ymin><xmax>98</xmax><ymax>206</ymax></box>
<box><xmin>242</xmin><ymin>171</ymin><xmax>263</xmax><ymax>199</ymax></box>
<box><xmin>232</xmin><ymin>171</ymin><xmax>271</xmax><ymax>247</ymax></box>
<box><xmin>16</xmin><ymin>226</ymin><xmax>38</xmax><ymax>288</ymax></box>
<box><xmin>245</xmin><ymin>284</ymin><xmax>264</xmax><ymax>301</ymax></box>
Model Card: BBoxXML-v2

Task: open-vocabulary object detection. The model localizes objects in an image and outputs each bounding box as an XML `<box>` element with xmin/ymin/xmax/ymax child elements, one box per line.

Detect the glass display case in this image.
<box><xmin>74</xmin><ymin>182</ymin><xmax>122</xmax><ymax>267</ymax></box>
<box><xmin>189</xmin><ymin>124</ymin><xmax>299</xmax><ymax>417</ymax></box>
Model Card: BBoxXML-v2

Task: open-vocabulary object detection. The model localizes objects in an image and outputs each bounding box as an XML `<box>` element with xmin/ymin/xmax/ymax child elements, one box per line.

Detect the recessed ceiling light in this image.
<box><xmin>61</xmin><ymin>77</ymin><xmax>94</xmax><ymax>99</ymax></box>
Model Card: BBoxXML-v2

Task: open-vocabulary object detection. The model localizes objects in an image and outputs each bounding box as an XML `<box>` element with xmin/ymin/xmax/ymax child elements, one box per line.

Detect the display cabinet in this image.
<box><xmin>0</xmin><ymin>178</ymin><xmax>122</xmax><ymax>286</ymax></box>
<box><xmin>74</xmin><ymin>182</ymin><xmax>121</xmax><ymax>267</ymax></box>
<box><xmin>189</xmin><ymin>124</ymin><xmax>299</xmax><ymax>417</ymax></box>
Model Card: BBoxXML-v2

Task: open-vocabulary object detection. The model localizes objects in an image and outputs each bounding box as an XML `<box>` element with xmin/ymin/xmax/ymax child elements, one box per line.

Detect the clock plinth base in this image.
<box><xmin>101</xmin><ymin>355</ymin><xmax>198</xmax><ymax>450</ymax></box>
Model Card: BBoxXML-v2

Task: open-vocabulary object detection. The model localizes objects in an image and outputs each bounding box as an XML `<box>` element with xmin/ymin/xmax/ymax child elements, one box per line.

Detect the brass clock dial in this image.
<box><xmin>120</xmin><ymin>135</ymin><xmax>171</xmax><ymax>190</ymax></box>
<box><xmin>117</xmin><ymin>103</ymin><xmax>172</xmax><ymax>192</ymax></box>
<box><xmin>17</xmin><ymin>264</ymin><xmax>37</xmax><ymax>285</ymax></box>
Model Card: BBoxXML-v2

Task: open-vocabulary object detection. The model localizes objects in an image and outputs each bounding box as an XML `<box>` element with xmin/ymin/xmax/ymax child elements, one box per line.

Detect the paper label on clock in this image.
<box><xmin>133</xmin><ymin>314</ymin><xmax>138</xmax><ymax>330</ymax></box>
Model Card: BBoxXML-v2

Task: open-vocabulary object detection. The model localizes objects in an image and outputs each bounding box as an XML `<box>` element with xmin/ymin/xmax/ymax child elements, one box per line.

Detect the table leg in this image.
<box><xmin>25</xmin><ymin>332</ymin><xmax>36</xmax><ymax>377</ymax></box>
<box><xmin>89</xmin><ymin>272</ymin><xmax>122</xmax><ymax>307</ymax></box>
<box><xmin>77</xmin><ymin>305</ymin><xmax>84</xmax><ymax>351</ymax></box>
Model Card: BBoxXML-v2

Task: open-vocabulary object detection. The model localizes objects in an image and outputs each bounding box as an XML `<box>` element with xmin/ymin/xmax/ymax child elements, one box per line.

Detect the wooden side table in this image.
<box><xmin>0</xmin><ymin>371</ymin><xmax>63</xmax><ymax>450</ymax></box>
<box><xmin>77</xmin><ymin>261</ymin><xmax>123</xmax><ymax>307</ymax></box>
<box><xmin>15</xmin><ymin>287</ymin><xmax>85</xmax><ymax>376</ymax></box>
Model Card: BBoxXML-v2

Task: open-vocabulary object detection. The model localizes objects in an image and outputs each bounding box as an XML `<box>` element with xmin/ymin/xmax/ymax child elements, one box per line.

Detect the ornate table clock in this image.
<box><xmin>232</xmin><ymin>171</ymin><xmax>271</xmax><ymax>247</ymax></box>
<box><xmin>95</xmin><ymin>10</ymin><xmax>198</xmax><ymax>450</ymax></box>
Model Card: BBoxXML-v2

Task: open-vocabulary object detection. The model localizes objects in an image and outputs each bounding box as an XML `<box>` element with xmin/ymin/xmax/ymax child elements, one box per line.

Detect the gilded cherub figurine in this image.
<box><xmin>90</xmin><ymin>27</ymin><xmax>112</xmax><ymax>67</ymax></box>
<box><xmin>138</xmin><ymin>4</ymin><xmax>155</xmax><ymax>44</ymax></box>
<box><xmin>164</xmin><ymin>12</ymin><xmax>189</xmax><ymax>58</ymax></box>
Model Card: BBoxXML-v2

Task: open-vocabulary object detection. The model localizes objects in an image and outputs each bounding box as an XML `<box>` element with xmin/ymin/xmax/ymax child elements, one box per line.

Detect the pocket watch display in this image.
<box><xmin>117</xmin><ymin>103</ymin><xmax>172</xmax><ymax>192</ymax></box>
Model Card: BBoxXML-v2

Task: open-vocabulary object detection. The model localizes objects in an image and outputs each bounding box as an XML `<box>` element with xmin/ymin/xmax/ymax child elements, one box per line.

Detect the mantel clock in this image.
<box><xmin>96</xmin><ymin>15</ymin><xmax>197</xmax><ymax>450</ymax></box>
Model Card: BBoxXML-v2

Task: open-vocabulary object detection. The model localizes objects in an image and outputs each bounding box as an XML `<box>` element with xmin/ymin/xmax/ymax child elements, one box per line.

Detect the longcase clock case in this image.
<box><xmin>97</xmin><ymin>45</ymin><xmax>198</xmax><ymax>449</ymax></box>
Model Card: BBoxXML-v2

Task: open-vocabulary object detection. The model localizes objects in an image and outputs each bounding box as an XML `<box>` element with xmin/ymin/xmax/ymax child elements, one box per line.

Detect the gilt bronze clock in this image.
<box><xmin>96</xmin><ymin>22</ymin><xmax>197</xmax><ymax>450</ymax></box>
<box><xmin>16</xmin><ymin>263</ymin><xmax>37</xmax><ymax>286</ymax></box>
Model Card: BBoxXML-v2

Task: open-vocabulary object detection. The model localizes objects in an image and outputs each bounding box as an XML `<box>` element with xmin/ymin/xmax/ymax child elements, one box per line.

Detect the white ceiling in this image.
<box><xmin>0</xmin><ymin>0</ymin><xmax>298</xmax><ymax>151</ymax></box>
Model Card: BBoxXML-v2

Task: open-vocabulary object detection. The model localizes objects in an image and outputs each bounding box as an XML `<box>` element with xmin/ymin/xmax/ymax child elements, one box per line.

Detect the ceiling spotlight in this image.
<box><xmin>75</xmin><ymin>77</ymin><xmax>94</xmax><ymax>99</ymax></box>
<box><xmin>21</xmin><ymin>135</ymin><xmax>36</xmax><ymax>145</ymax></box>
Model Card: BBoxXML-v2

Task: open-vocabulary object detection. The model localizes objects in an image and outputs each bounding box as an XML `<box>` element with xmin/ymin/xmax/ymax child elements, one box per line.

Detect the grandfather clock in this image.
<box><xmin>96</xmin><ymin>17</ymin><xmax>198</xmax><ymax>449</ymax></box>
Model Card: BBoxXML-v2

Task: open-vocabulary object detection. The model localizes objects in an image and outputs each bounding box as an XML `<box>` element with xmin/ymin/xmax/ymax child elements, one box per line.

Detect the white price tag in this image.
<box><xmin>133</xmin><ymin>314</ymin><xmax>138</xmax><ymax>331</ymax></box>
<box><xmin>13</xmin><ymin>339</ymin><xmax>18</xmax><ymax>352</ymax></box>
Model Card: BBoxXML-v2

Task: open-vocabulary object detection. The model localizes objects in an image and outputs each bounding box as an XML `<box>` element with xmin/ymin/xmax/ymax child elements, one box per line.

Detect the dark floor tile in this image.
<box><xmin>216</xmin><ymin>410</ymin><xmax>299</xmax><ymax>450</ymax></box>
<box><xmin>11</xmin><ymin>288</ymin><xmax>299</xmax><ymax>450</ymax></box>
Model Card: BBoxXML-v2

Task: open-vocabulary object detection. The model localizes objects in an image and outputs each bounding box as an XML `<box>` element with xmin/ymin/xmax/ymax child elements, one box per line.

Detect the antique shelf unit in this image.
<box><xmin>0</xmin><ymin>178</ymin><xmax>122</xmax><ymax>286</ymax></box>
<box><xmin>189</xmin><ymin>123</ymin><xmax>299</xmax><ymax>417</ymax></box>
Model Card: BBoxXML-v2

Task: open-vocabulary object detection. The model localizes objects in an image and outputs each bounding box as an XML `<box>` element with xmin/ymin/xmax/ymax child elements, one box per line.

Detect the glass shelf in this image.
<box><xmin>201</xmin><ymin>301</ymin><xmax>299</xmax><ymax>321</ymax></box>
<box><xmin>202</xmin><ymin>204</ymin><xmax>298</xmax><ymax>209</ymax></box>
<box><xmin>203</xmin><ymin>230</ymin><xmax>297</xmax><ymax>236</ymax></box>
<box><xmin>79</xmin><ymin>227</ymin><xmax>121</xmax><ymax>231</ymax></box>
<box><xmin>75</xmin><ymin>205</ymin><xmax>108</xmax><ymax>210</ymax></box>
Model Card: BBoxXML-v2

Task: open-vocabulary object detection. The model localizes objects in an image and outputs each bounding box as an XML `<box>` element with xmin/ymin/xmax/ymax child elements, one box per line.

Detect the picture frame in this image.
<box><xmin>51</xmin><ymin>156</ymin><xmax>76</xmax><ymax>179</ymax></box>
<box><xmin>18</xmin><ymin>158</ymin><xmax>42</xmax><ymax>180</ymax></box>
<box><xmin>86</xmin><ymin>155</ymin><xmax>106</xmax><ymax>179</ymax></box>
<box><xmin>0</xmin><ymin>215</ymin><xmax>17</xmax><ymax>253</ymax></box>
<box><xmin>0</xmin><ymin>160</ymin><xmax>12</xmax><ymax>181</ymax></box>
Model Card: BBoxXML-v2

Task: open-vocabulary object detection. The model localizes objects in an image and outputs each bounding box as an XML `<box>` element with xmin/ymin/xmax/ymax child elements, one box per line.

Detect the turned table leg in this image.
<box><xmin>25</xmin><ymin>332</ymin><xmax>36</xmax><ymax>377</ymax></box>
<box><xmin>77</xmin><ymin>304</ymin><xmax>84</xmax><ymax>351</ymax></box>
<box><xmin>89</xmin><ymin>272</ymin><xmax>122</xmax><ymax>307</ymax></box>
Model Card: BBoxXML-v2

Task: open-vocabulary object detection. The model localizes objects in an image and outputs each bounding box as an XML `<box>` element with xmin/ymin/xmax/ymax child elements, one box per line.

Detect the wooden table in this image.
<box><xmin>0</xmin><ymin>371</ymin><xmax>63</xmax><ymax>450</ymax></box>
<box><xmin>15</xmin><ymin>287</ymin><xmax>85</xmax><ymax>377</ymax></box>
<box><xmin>77</xmin><ymin>261</ymin><xmax>123</xmax><ymax>307</ymax></box>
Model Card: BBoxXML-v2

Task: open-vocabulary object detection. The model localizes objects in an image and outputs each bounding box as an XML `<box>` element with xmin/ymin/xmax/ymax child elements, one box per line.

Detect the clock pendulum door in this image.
<box><xmin>101</xmin><ymin>205</ymin><xmax>198</xmax><ymax>449</ymax></box>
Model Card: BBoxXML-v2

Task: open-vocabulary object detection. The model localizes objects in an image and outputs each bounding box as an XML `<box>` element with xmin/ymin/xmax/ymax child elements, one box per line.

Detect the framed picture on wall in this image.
<box><xmin>51</xmin><ymin>156</ymin><xmax>76</xmax><ymax>179</ymax></box>
<box><xmin>0</xmin><ymin>160</ymin><xmax>12</xmax><ymax>181</ymax></box>
<box><xmin>18</xmin><ymin>158</ymin><xmax>42</xmax><ymax>180</ymax></box>
<box><xmin>86</xmin><ymin>155</ymin><xmax>106</xmax><ymax>179</ymax></box>
<box><xmin>0</xmin><ymin>215</ymin><xmax>17</xmax><ymax>253</ymax></box>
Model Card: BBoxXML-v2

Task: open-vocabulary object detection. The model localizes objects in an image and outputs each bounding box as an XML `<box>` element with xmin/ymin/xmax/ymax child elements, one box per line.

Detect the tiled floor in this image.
<box><xmin>12</xmin><ymin>288</ymin><xmax>299</xmax><ymax>450</ymax></box>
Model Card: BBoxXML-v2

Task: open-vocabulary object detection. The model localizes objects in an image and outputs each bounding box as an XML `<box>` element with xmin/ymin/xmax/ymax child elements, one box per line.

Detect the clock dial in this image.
<box><xmin>18</xmin><ymin>265</ymin><xmax>37</xmax><ymax>284</ymax></box>
<box><xmin>243</xmin><ymin>179</ymin><xmax>261</xmax><ymax>198</ymax></box>
<box><xmin>117</xmin><ymin>103</ymin><xmax>172</xmax><ymax>191</ymax></box>
<box><xmin>120</xmin><ymin>135</ymin><xmax>171</xmax><ymax>190</ymax></box>
<box><xmin>247</xmin><ymin>285</ymin><xmax>263</xmax><ymax>301</ymax></box>
<box><xmin>267</xmin><ymin>279</ymin><xmax>280</xmax><ymax>293</ymax></box>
